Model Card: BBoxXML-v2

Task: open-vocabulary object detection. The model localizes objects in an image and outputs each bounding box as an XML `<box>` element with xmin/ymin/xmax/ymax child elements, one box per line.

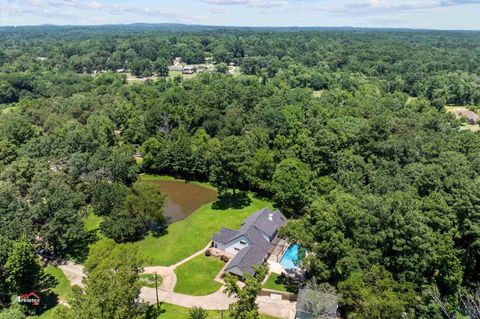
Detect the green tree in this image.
<box><xmin>338</xmin><ymin>266</ymin><xmax>414</xmax><ymax>319</ymax></box>
<box><xmin>28</xmin><ymin>171</ymin><xmax>87</xmax><ymax>257</ymax></box>
<box><xmin>188</xmin><ymin>307</ymin><xmax>209</xmax><ymax>319</ymax></box>
<box><xmin>272</xmin><ymin>158</ymin><xmax>312</xmax><ymax>215</ymax></box>
<box><xmin>56</xmin><ymin>240</ymin><xmax>148</xmax><ymax>319</ymax></box>
<box><xmin>209</xmin><ymin>136</ymin><xmax>248</xmax><ymax>195</ymax></box>
<box><xmin>126</xmin><ymin>182</ymin><xmax>166</xmax><ymax>230</ymax></box>
<box><xmin>224</xmin><ymin>265</ymin><xmax>268</xmax><ymax>319</ymax></box>
<box><xmin>0</xmin><ymin>236</ymin><xmax>54</xmax><ymax>310</ymax></box>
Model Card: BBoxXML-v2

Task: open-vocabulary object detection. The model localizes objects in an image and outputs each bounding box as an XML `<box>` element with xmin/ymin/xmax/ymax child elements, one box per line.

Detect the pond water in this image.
<box><xmin>143</xmin><ymin>179</ymin><xmax>217</xmax><ymax>223</ymax></box>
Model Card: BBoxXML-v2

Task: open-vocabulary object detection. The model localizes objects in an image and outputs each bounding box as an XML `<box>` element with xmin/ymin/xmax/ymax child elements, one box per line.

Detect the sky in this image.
<box><xmin>1</xmin><ymin>0</ymin><xmax>480</xmax><ymax>30</ymax></box>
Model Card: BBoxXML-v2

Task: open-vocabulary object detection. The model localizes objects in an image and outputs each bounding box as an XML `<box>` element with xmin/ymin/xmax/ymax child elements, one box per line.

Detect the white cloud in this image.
<box><xmin>203</xmin><ymin>0</ymin><xmax>288</xmax><ymax>8</ymax></box>
<box><xmin>1</xmin><ymin>0</ymin><xmax>203</xmax><ymax>24</ymax></box>
<box><xmin>210</xmin><ymin>7</ymin><xmax>230</xmax><ymax>14</ymax></box>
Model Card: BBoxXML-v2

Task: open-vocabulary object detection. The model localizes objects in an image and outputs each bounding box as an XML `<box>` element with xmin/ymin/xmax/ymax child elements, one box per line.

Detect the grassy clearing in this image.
<box><xmin>32</xmin><ymin>267</ymin><xmax>73</xmax><ymax>319</ymax></box>
<box><xmin>33</xmin><ymin>308</ymin><xmax>57</xmax><ymax>319</ymax></box>
<box><xmin>140</xmin><ymin>273</ymin><xmax>162</xmax><ymax>288</ymax></box>
<box><xmin>84</xmin><ymin>211</ymin><xmax>106</xmax><ymax>240</ymax></box>
<box><xmin>136</xmin><ymin>192</ymin><xmax>272</xmax><ymax>266</ymax></box>
<box><xmin>174</xmin><ymin>255</ymin><xmax>224</xmax><ymax>295</ymax></box>
<box><xmin>312</xmin><ymin>90</ymin><xmax>325</xmax><ymax>97</ymax></box>
<box><xmin>44</xmin><ymin>266</ymin><xmax>73</xmax><ymax>300</ymax></box>
<box><xmin>156</xmin><ymin>303</ymin><xmax>278</xmax><ymax>319</ymax></box>
<box><xmin>1</xmin><ymin>106</ymin><xmax>16</xmax><ymax>114</ymax></box>
<box><xmin>263</xmin><ymin>273</ymin><xmax>288</xmax><ymax>292</ymax></box>
<box><xmin>140</xmin><ymin>173</ymin><xmax>216</xmax><ymax>191</ymax></box>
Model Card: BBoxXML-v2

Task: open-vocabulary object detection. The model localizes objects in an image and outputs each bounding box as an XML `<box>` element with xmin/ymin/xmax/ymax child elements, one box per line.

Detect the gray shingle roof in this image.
<box><xmin>224</xmin><ymin>239</ymin><xmax>271</xmax><ymax>276</ymax></box>
<box><xmin>213</xmin><ymin>207</ymin><xmax>288</xmax><ymax>277</ymax></box>
<box><xmin>240</xmin><ymin>208</ymin><xmax>287</xmax><ymax>239</ymax></box>
<box><xmin>212</xmin><ymin>227</ymin><xmax>239</xmax><ymax>245</ymax></box>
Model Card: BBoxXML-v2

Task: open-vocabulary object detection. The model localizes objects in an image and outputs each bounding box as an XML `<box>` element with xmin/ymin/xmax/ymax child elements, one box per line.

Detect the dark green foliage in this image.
<box><xmin>224</xmin><ymin>265</ymin><xmax>268</xmax><ymax>319</ymax></box>
<box><xmin>56</xmin><ymin>240</ymin><xmax>148</xmax><ymax>319</ymax></box>
<box><xmin>0</xmin><ymin>236</ymin><xmax>55</xmax><ymax>313</ymax></box>
<box><xmin>2</xmin><ymin>25</ymin><xmax>480</xmax><ymax>318</ymax></box>
<box><xmin>100</xmin><ymin>181</ymin><xmax>165</xmax><ymax>242</ymax></box>
<box><xmin>188</xmin><ymin>307</ymin><xmax>209</xmax><ymax>319</ymax></box>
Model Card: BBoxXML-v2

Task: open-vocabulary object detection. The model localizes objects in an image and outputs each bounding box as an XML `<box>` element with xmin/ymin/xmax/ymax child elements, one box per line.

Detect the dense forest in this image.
<box><xmin>1</xmin><ymin>25</ymin><xmax>480</xmax><ymax>319</ymax></box>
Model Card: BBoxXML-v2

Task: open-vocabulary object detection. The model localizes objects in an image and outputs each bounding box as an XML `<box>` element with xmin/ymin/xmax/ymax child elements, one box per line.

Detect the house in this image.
<box><xmin>182</xmin><ymin>65</ymin><xmax>196</xmax><ymax>75</ymax></box>
<box><xmin>212</xmin><ymin>207</ymin><xmax>287</xmax><ymax>277</ymax></box>
<box><xmin>446</xmin><ymin>107</ymin><xmax>480</xmax><ymax>124</ymax></box>
<box><xmin>295</xmin><ymin>288</ymin><xmax>338</xmax><ymax>319</ymax></box>
<box><xmin>454</xmin><ymin>109</ymin><xmax>479</xmax><ymax>124</ymax></box>
<box><xmin>168</xmin><ymin>65</ymin><xmax>183</xmax><ymax>72</ymax></box>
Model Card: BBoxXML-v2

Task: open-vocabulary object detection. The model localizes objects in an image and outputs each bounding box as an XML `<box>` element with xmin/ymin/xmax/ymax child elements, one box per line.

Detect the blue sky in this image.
<box><xmin>1</xmin><ymin>0</ymin><xmax>480</xmax><ymax>30</ymax></box>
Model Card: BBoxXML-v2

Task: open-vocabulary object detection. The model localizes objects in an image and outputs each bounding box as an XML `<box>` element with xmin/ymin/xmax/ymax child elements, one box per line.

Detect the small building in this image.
<box><xmin>182</xmin><ymin>65</ymin><xmax>196</xmax><ymax>75</ymax></box>
<box><xmin>115</xmin><ymin>68</ymin><xmax>125</xmax><ymax>73</ymax></box>
<box><xmin>446</xmin><ymin>107</ymin><xmax>480</xmax><ymax>124</ymax></box>
<box><xmin>454</xmin><ymin>109</ymin><xmax>479</xmax><ymax>124</ymax></box>
<box><xmin>295</xmin><ymin>288</ymin><xmax>338</xmax><ymax>319</ymax></box>
<box><xmin>168</xmin><ymin>65</ymin><xmax>183</xmax><ymax>72</ymax></box>
<box><xmin>212</xmin><ymin>208</ymin><xmax>287</xmax><ymax>277</ymax></box>
<box><xmin>174</xmin><ymin>57</ymin><xmax>182</xmax><ymax>65</ymax></box>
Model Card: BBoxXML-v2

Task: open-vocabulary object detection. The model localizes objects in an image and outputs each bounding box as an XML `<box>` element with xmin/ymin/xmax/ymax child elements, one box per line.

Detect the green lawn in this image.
<box><xmin>156</xmin><ymin>303</ymin><xmax>278</xmax><ymax>319</ymax></box>
<box><xmin>44</xmin><ymin>266</ymin><xmax>73</xmax><ymax>300</ymax></box>
<box><xmin>84</xmin><ymin>211</ymin><xmax>106</xmax><ymax>240</ymax></box>
<box><xmin>33</xmin><ymin>308</ymin><xmax>57</xmax><ymax>319</ymax></box>
<box><xmin>140</xmin><ymin>273</ymin><xmax>163</xmax><ymax>288</ymax></box>
<box><xmin>263</xmin><ymin>273</ymin><xmax>288</xmax><ymax>292</ymax></box>
<box><xmin>31</xmin><ymin>267</ymin><xmax>73</xmax><ymax>319</ymax></box>
<box><xmin>140</xmin><ymin>173</ymin><xmax>216</xmax><ymax>191</ymax></box>
<box><xmin>174</xmin><ymin>255</ymin><xmax>224</xmax><ymax>295</ymax></box>
<box><xmin>136</xmin><ymin>192</ymin><xmax>272</xmax><ymax>266</ymax></box>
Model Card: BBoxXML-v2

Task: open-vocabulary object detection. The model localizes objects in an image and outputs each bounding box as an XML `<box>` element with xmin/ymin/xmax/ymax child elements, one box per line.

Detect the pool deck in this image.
<box><xmin>267</xmin><ymin>239</ymin><xmax>291</xmax><ymax>274</ymax></box>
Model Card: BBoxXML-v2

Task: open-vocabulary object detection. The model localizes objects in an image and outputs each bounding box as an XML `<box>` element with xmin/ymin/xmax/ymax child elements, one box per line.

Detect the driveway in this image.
<box><xmin>59</xmin><ymin>247</ymin><xmax>296</xmax><ymax>319</ymax></box>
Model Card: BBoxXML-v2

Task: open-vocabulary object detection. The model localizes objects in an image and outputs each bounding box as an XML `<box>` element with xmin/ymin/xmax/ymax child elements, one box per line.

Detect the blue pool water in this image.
<box><xmin>280</xmin><ymin>244</ymin><xmax>300</xmax><ymax>270</ymax></box>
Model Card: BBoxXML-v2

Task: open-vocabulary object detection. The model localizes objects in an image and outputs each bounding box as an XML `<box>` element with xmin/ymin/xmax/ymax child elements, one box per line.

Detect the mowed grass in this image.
<box><xmin>174</xmin><ymin>255</ymin><xmax>224</xmax><ymax>295</ymax></box>
<box><xmin>44</xmin><ymin>265</ymin><xmax>73</xmax><ymax>300</ymax></box>
<box><xmin>34</xmin><ymin>308</ymin><xmax>57</xmax><ymax>319</ymax></box>
<box><xmin>263</xmin><ymin>273</ymin><xmax>288</xmax><ymax>292</ymax></box>
<box><xmin>156</xmin><ymin>303</ymin><xmax>278</xmax><ymax>319</ymax></box>
<box><xmin>84</xmin><ymin>211</ymin><xmax>106</xmax><ymax>240</ymax></box>
<box><xmin>136</xmin><ymin>193</ymin><xmax>272</xmax><ymax>266</ymax></box>
<box><xmin>140</xmin><ymin>173</ymin><xmax>216</xmax><ymax>191</ymax></box>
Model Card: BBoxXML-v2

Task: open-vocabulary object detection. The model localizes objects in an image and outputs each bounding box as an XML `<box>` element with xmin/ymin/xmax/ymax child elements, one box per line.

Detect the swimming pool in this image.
<box><xmin>280</xmin><ymin>243</ymin><xmax>301</xmax><ymax>270</ymax></box>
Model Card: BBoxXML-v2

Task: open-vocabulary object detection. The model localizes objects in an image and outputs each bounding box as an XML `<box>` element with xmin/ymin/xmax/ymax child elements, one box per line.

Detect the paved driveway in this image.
<box><xmin>59</xmin><ymin>247</ymin><xmax>296</xmax><ymax>319</ymax></box>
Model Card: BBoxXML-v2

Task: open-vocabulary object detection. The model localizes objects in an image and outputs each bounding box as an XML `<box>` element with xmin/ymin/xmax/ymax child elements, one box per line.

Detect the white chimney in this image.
<box><xmin>268</xmin><ymin>213</ymin><xmax>273</xmax><ymax>221</ymax></box>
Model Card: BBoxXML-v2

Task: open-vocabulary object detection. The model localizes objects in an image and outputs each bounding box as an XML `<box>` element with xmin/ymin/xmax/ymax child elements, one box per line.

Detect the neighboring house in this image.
<box><xmin>174</xmin><ymin>57</ymin><xmax>182</xmax><ymax>65</ymax></box>
<box><xmin>182</xmin><ymin>65</ymin><xmax>196</xmax><ymax>75</ymax></box>
<box><xmin>295</xmin><ymin>288</ymin><xmax>338</xmax><ymax>319</ymax></box>
<box><xmin>212</xmin><ymin>207</ymin><xmax>287</xmax><ymax>277</ymax></box>
<box><xmin>454</xmin><ymin>110</ymin><xmax>479</xmax><ymax>124</ymax></box>
<box><xmin>168</xmin><ymin>65</ymin><xmax>183</xmax><ymax>72</ymax></box>
<box><xmin>447</xmin><ymin>107</ymin><xmax>480</xmax><ymax>124</ymax></box>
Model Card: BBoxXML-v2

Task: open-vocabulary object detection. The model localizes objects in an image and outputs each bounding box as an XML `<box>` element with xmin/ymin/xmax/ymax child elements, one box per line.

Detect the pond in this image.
<box><xmin>143</xmin><ymin>179</ymin><xmax>218</xmax><ymax>223</ymax></box>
